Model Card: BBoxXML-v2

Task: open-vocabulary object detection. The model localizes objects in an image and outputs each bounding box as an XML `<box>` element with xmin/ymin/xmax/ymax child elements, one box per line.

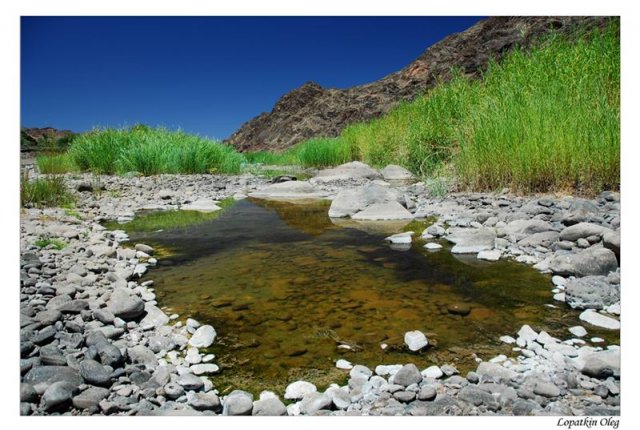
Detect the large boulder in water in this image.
<box><xmin>249</xmin><ymin>181</ymin><xmax>328</xmax><ymax>200</ymax></box>
<box><xmin>312</xmin><ymin>161</ymin><xmax>382</xmax><ymax>183</ymax></box>
<box><xmin>328</xmin><ymin>183</ymin><xmax>401</xmax><ymax>218</ymax></box>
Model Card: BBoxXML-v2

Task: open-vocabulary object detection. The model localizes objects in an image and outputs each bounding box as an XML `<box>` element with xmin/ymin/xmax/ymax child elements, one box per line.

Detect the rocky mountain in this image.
<box><xmin>20</xmin><ymin>127</ymin><xmax>76</xmax><ymax>152</ymax></box>
<box><xmin>226</xmin><ymin>16</ymin><xmax>614</xmax><ymax>152</ymax></box>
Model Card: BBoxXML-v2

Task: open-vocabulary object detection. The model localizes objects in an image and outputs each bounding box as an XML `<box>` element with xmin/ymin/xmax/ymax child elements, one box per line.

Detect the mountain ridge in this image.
<box><xmin>226</xmin><ymin>16</ymin><xmax>614</xmax><ymax>152</ymax></box>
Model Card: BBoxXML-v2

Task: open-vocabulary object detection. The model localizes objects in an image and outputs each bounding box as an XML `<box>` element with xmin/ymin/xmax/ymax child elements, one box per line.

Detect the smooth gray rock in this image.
<box><xmin>458</xmin><ymin>386</ymin><xmax>499</xmax><ymax>409</ymax></box>
<box><xmin>72</xmin><ymin>387</ymin><xmax>110</xmax><ymax>410</ymax></box>
<box><xmin>502</xmin><ymin>219</ymin><xmax>552</xmax><ymax>241</ymax></box>
<box><xmin>580</xmin><ymin>350</ymin><xmax>620</xmax><ymax>379</ymax></box>
<box><xmin>314</xmin><ymin>161</ymin><xmax>382</xmax><ymax>183</ymax></box>
<box><xmin>381</xmin><ymin>164</ymin><xmax>414</xmax><ymax>182</ymax></box>
<box><xmin>34</xmin><ymin>310</ymin><xmax>62</xmax><ymax>325</ymax></box>
<box><xmin>299</xmin><ymin>392</ymin><xmax>332</xmax><ymax>415</ymax></box>
<box><xmin>475</xmin><ymin>362</ymin><xmax>517</xmax><ymax>382</ymax></box>
<box><xmin>79</xmin><ymin>359</ymin><xmax>112</xmax><ymax>386</ymax></box>
<box><xmin>351</xmin><ymin>201</ymin><xmax>414</xmax><ymax>221</ymax></box>
<box><xmin>447</xmin><ymin>227</ymin><xmax>496</xmax><ymax>254</ymax></box>
<box><xmin>548</xmin><ymin>247</ymin><xmax>618</xmax><ymax>277</ymax></box>
<box><xmin>96</xmin><ymin>342</ymin><xmax>124</xmax><ymax>367</ymax></box>
<box><xmin>24</xmin><ymin>366</ymin><xmax>83</xmax><ymax>391</ymax></box>
<box><xmin>163</xmin><ymin>382</ymin><xmax>185</xmax><ymax>400</ymax></box>
<box><xmin>188</xmin><ymin>325</ymin><xmax>216</xmax><ymax>348</ymax></box>
<box><xmin>559</xmin><ymin>222</ymin><xmax>612</xmax><ymax>242</ymax></box>
<box><xmin>223</xmin><ymin>390</ymin><xmax>253</xmax><ymax>416</ymax></box>
<box><xmin>603</xmin><ymin>230</ymin><xmax>620</xmax><ymax>260</ymax></box>
<box><xmin>328</xmin><ymin>183</ymin><xmax>399</xmax><ymax>218</ymax></box>
<box><xmin>176</xmin><ymin>373</ymin><xmax>204</xmax><ymax>391</ymax></box>
<box><xmin>418</xmin><ymin>385</ymin><xmax>437</xmax><ymax>401</ymax></box>
<box><xmin>41</xmin><ymin>381</ymin><xmax>76</xmax><ymax>411</ymax></box>
<box><xmin>139</xmin><ymin>304</ymin><xmax>170</xmax><ymax>328</ymax></box>
<box><xmin>284</xmin><ymin>380</ymin><xmax>317</xmax><ymax>400</ymax></box>
<box><xmin>21</xmin><ymin>383</ymin><xmax>38</xmax><ymax>403</ymax></box>
<box><xmin>517</xmin><ymin>231</ymin><xmax>559</xmax><ymax>248</ymax></box>
<box><xmin>579</xmin><ymin>309</ymin><xmax>620</xmax><ymax>330</ymax></box>
<box><xmin>187</xmin><ymin>391</ymin><xmax>222</xmax><ymax>412</ymax></box>
<box><xmin>404</xmin><ymin>330</ymin><xmax>428</xmax><ymax>351</ymax></box>
<box><xmin>533</xmin><ymin>380</ymin><xmax>561</xmax><ymax>398</ymax></box>
<box><xmin>393</xmin><ymin>363</ymin><xmax>422</xmax><ymax>387</ymax></box>
<box><xmin>249</xmin><ymin>181</ymin><xmax>327</xmax><ymax>200</ymax></box>
<box><xmin>127</xmin><ymin>345</ymin><xmax>158</xmax><ymax>369</ymax></box>
<box><xmin>107</xmin><ymin>288</ymin><xmax>145</xmax><ymax>320</ymax></box>
<box><xmin>565</xmin><ymin>276</ymin><xmax>620</xmax><ymax>310</ymax></box>
<box><xmin>253</xmin><ymin>397</ymin><xmax>287</xmax><ymax>416</ymax></box>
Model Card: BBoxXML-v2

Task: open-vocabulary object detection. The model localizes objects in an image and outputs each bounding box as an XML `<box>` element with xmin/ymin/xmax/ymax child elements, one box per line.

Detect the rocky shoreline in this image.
<box><xmin>20</xmin><ymin>162</ymin><xmax>620</xmax><ymax>416</ymax></box>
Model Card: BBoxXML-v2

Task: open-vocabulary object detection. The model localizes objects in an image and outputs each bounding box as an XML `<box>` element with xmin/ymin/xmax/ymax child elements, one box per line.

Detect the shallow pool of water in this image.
<box><xmin>123</xmin><ymin>198</ymin><xmax>616</xmax><ymax>394</ymax></box>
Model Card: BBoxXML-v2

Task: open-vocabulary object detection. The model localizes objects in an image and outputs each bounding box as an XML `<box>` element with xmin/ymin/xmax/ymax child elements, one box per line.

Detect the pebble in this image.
<box><xmin>336</xmin><ymin>359</ymin><xmax>353</xmax><ymax>370</ymax></box>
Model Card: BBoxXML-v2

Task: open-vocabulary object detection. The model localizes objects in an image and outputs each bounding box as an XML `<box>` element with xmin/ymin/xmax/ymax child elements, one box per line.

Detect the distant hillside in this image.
<box><xmin>226</xmin><ymin>16</ymin><xmax>614</xmax><ymax>152</ymax></box>
<box><xmin>21</xmin><ymin>127</ymin><xmax>77</xmax><ymax>152</ymax></box>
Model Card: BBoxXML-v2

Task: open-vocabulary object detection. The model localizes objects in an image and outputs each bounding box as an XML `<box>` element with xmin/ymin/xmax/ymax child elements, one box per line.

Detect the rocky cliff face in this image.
<box><xmin>20</xmin><ymin>127</ymin><xmax>76</xmax><ymax>152</ymax></box>
<box><xmin>226</xmin><ymin>16</ymin><xmax>614</xmax><ymax>152</ymax></box>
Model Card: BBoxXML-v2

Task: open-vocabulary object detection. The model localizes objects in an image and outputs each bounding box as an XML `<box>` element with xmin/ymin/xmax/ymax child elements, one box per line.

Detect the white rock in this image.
<box><xmin>552</xmin><ymin>275</ymin><xmax>567</xmax><ymax>287</ymax></box>
<box><xmin>185</xmin><ymin>347</ymin><xmax>202</xmax><ymax>364</ymax></box>
<box><xmin>489</xmin><ymin>354</ymin><xmax>508</xmax><ymax>363</ymax></box>
<box><xmin>351</xmin><ymin>201</ymin><xmax>414</xmax><ymax>221</ymax></box>
<box><xmin>284</xmin><ymin>381</ymin><xmax>317</xmax><ymax>400</ymax></box>
<box><xmin>424</xmin><ymin>243</ymin><xmax>443</xmax><ymax>250</ymax></box>
<box><xmin>188</xmin><ymin>325</ymin><xmax>216</xmax><ymax>348</ymax></box>
<box><xmin>606</xmin><ymin>303</ymin><xmax>621</xmax><ymax>315</ymax></box>
<box><xmin>553</xmin><ymin>292</ymin><xmax>566</xmax><ymax>302</ymax></box>
<box><xmin>517</xmin><ymin>325</ymin><xmax>539</xmax><ymax>344</ymax></box>
<box><xmin>190</xmin><ymin>363</ymin><xmax>220</xmax><ymax>375</ymax></box>
<box><xmin>404</xmin><ymin>330</ymin><xmax>428</xmax><ymax>352</ymax></box>
<box><xmin>500</xmin><ymin>335</ymin><xmax>516</xmax><ymax>344</ymax></box>
<box><xmin>477</xmin><ymin>249</ymin><xmax>502</xmax><ymax>261</ymax></box>
<box><xmin>421</xmin><ymin>365</ymin><xmax>443</xmax><ymax>379</ymax></box>
<box><xmin>591</xmin><ymin>337</ymin><xmax>605</xmax><ymax>343</ymax></box>
<box><xmin>335</xmin><ymin>359</ymin><xmax>353</xmax><ymax>370</ymax></box>
<box><xmin>385</xmin><ymin>231</ymin><xmax>413</xmax><ymax>244</ymax></box>
<box><xmin>579</xmin><ymin>310</ymin><xmax>620</xmax><ymax>330</ymax></box>
<box><xmin>569</xmin><ymin>326</ymin><xmax>588</xmax><ymax>338</ymax></box>
<box><xmin>181</xmin><ymin>199</ymin><xmax>221</xmax><ymax>212</ymax></box>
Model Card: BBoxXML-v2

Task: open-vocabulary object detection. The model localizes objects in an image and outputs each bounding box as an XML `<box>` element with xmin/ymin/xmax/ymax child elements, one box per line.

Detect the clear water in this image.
<box><xmin>121</xmin><ymin>198</ymin><xmax>617</xmax><ymax>395</ymax></box>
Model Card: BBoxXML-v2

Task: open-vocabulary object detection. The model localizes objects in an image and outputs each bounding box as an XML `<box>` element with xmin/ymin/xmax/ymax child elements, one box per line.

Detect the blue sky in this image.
<box><xmin>21</xmin><ymin>16</ymin><xmax>483</xmax><ymax>140</ymax></box>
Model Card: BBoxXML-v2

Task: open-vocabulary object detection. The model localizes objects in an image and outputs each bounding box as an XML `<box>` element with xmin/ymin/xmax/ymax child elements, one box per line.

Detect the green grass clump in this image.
<box><xmin>21</xmin><ymin>174</ymin><xmax>74</xmax><ymax>208</ymax></box>
<box><xmin>292</xmin><ymin>137</ymin><xmax>355</xmax><ymax>168</ymax></box>
<box><xmin>35</xmin><ymin>237</ymin><xmax>67</xmax><ymax>250</ymax></box>
<box><xmin>249</xmin><ymin>22</ymin><xmax>619</xmax><ymax>194</ymax></box>
<box><xmin>453</xmin><ymin>25</ymin><xmax>620</xmax><ymax>192</ymax></box>
<box><xmin>68</xmin><ymin>126</ymin><xmax>245</xmax><ymax>175</ymax></box>
<box><xmin>36</xmin><ymin>154</ymin><xmax>76</xmax><ymax>174</ymax></box>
